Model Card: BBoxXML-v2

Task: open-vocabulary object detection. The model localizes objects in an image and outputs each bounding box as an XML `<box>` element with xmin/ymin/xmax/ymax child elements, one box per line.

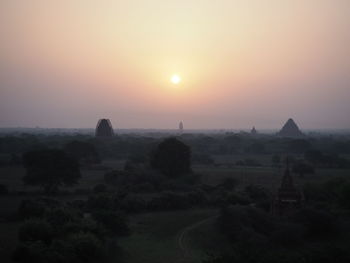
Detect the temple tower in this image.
<box><xmin>95</xmin><ymin>119</ymin><xmax>114</xmax><ymax>137</ymax></box>
<box><xmin>278</xmin><ymin>118</ymin><xmax>303</xmax><ymax>137</ymax></box>
<box><xmin>251</xmin><ymin>126</ymin><xmax>257</xmax><ymax>135</ymax></box>
<box><xmin>272</xmin><ymin>159</ymin><xmax>304</xmax><ymax>216</ymax></box>
<box><xmin>179</xmin><ymin>121</ymin><xmax>184</xmax><ymax>133</ymax></box>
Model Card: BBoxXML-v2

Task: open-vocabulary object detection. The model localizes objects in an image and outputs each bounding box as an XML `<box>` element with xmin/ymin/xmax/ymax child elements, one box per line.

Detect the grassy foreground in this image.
<box><xmin>118</xmin><ymin>209</ymin><xmax>217</xmax><ymax>263</ymax></box>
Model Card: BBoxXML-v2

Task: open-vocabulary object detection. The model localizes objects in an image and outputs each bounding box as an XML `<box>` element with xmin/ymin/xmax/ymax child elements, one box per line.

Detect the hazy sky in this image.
<box><xmin>1</xmin><ymin>0</ymin><xmax>349</xmax><ymax>129</ymax></box>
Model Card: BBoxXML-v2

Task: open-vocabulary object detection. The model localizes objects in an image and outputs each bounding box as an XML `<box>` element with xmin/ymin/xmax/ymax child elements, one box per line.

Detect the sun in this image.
<box><xmin>171</xmin><ymin>74</ymin><xmax>181</xmax><ymax>84</ymax></box>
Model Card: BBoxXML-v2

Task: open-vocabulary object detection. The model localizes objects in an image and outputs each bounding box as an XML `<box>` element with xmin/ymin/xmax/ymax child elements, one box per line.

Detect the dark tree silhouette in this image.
<box><xmin>23</xmin><ymin>149</ymin><xmax>81</xmax><ymax>194</ymax></box>
<box><xmin>292</xmin><ymin>161</ymin><xmax>315</xmax><ymax>177</ymax></box>
<box><xmin>151</xmin><ymin>137</ymin><xmax>191</xmax><ymax>177</ymax></box>
<box><xmin>64</xmin><ymin>140</ymin><xmax>100</xmax><ymax>164</ymax></box>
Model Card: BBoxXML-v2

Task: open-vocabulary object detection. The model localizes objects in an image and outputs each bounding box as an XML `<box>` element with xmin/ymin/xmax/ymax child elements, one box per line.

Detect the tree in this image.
<box><xmin>150</xmin><ymin>137</ymin><xmax>191</xmax><ymax>177</ymax></box>
<box><xmin>271</xmin><ymin>154</ymin><xmax>281</xmax><ymax>167</ymax></box>
<box><xmin>292</xmin><ymin>160</ymin><xmax>315</xmax><ymax>177</ymax></box>
<box><xmin>19</xmin><ymin>219</ymin><xmax>53</xmax><ymax>244</ymax></box>
<box><xmin>304</xmin><ymin>149</ymin><xmax>324</xmax><ymax>166</ymax></box>
<box><xmin>22</xmin><ymin>149</ymin><xmax>81</xmax><ymax>194</ymax></box>
<box><xmin>64</xmin><ymin>140</ymin><xmax>100</xmax><ymax>164</ymax></box>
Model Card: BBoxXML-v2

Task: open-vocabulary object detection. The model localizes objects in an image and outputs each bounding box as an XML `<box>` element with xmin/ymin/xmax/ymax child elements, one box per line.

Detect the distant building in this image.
<box><xmin>251</xmin><ymin>126</ymin><xmax>257</xmax><ymax>135</ymax></box>
<box><xmin>278</xmin><ymin>118</ymin><xmax>303</xmax><ymax>137</ymax></box>
<box><xmin>272</xmin><ymin>159</ymin><xmax>304</xmax><ymax>216</ymax></box>
<box><xmin>179</xmin><ymin>121</ymin><xmax>184</xmax><ymax>133</ymax></box>
<box><xmin>95</xmin><ymin>119</ymin><xmax>114</xmax><ymax>137</ymax></box>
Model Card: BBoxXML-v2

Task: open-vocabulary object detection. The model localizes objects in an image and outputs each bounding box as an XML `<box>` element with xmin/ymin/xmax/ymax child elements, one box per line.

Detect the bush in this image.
<box><xmin>339</xmin><ymin>183</ymin><xmax>350</xmax><ymax>209</ymax></box>
<box><xmin>292</xmin><ymin>208</ymin><xmax>338</xmax><ymax>238</ymax></box>
<box><xmin>218</xmin><ymin>177</ymin><xmax>238</xmax><ymax>191</ymax></box>
<box><xmin>92</xmin><ymin>210</ymin><xmax>129</xmax><ymax>236</ymax></box>
<box><xmin>219</xmin><ymin>206</ymin><xmax>274</xmax><ymax>242</ymax></box>
<box><xmin>69</xmin><ymin>232</ymin><xmax>105</xmax><ymax>263</ymax></box>
<box><xmin>45</xmin><ymin>207</ymin><xmax>78</xmax><ymax>229</ymax></box>
<box><xmin>148</xmin><ymin>192</ymin><xmax>190</xmax><ymax>210</ymax></box>
<box><xmin>22</xmin><ymin>149</ymin><xmax>81</xmax><ymax>194</ymax></box>
<box><xmin>271</xmin><ymin>223</ymin><xmax>304</xmax><ymax>246</ymax></box>
<box><xmin>93</xmin><ymin>184</ymin><xmax>107</xmax><ymax>193</ymax></box>
<box><xmin>0</xmin><ymin>184</ymin><xmax>9</xmax><ymax>195</ymax></box>
<box><xmin>62</xmin><ymin>219</ymin><xmax>106</xmax><ymax>241</ymax></box>
<box><xmin>227</xmin><ymin>192</ymin><xmax>251</xmax><ymax>205</ymax></box>
<box><xmin>120</xmin><ymin>195</ymin><xmax>147</xmax><ymax>213</ymax></box>
<box><xmin>19</xmin><ymin>219</ymin><xmax>53</xmax><ymax>244</ymax></box>
<box><xmin>13</xmin><ymin>241</ymin><xmax>48</xmax><ymax>263</ymax></box>
<box><xmin>18</xmin><ymin>199</ymin><xmax>46</xmax><ymax>219</ymax></box>
<box><xmin>87</xmin><ymin>193</ymin><xmax>114</xmax><ymax>211</ymax></box>
<box><xmin>245</xmin><ymin>185</ymin><xmax>269</xmax><ymax>201</ymax></box>
<box><xmin>187</xmin><ymin>190</ymin><xmax>208</xmax><ymax>206</ymax></box>
<box><xmin>129</xmin><ymin>182</ymin><xmax>155</xmax><ymax>193</ymax></box>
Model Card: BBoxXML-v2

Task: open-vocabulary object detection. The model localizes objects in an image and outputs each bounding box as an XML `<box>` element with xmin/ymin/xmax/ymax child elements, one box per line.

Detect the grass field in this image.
<box><xmin>118</xmin><ymin>209</ymin><xmax>217</xmax><ymax>263</ymax></box>
<box><xmin>0</xmin><ymin>222</ymin><xmax>20</xmax><ymax>263</ymax></box>
<box><xmin>1</xmin><ymin>156</ymin><xmax>349</xmax><ymax>263</ymax></box>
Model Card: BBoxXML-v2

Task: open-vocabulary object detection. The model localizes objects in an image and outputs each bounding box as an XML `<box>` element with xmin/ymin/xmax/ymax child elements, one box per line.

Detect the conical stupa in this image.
<box><xmin>95</xmin><ymin>119</ymin><xmax>114</xmax><ymax>137</ymax></box>
<box><xmin>278</xmin><ymin>118</ymin><xmax>303</xmax><ymax>137</ymax></box>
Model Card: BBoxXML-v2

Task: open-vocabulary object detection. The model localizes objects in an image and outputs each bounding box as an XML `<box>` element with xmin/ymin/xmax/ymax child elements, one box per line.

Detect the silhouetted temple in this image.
<box><xmin>179</xmin><ymin>121</ymin><xmax>184</xmax><ymax>133</ymax></box>
<box><xmin>95</xmin><ymin>119</ymin><xmax>114</xmax><ymax>137</ymax></box>
<box><xmin>278</xmin><ymin>118</ymin><xmax>303</xmax><ymax>137</ymax></box>
<box><xmin>272</xmin><ymin>160</ymin><xmax>304</xmax><ymax>216</ymax></box>
<box><xmin>251</xmin><ymin>126</ymin><xmax>257</xmax><ymax>135</ymax></box>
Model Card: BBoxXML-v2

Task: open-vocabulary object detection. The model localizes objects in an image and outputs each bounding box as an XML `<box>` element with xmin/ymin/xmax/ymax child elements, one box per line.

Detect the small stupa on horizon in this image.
<box><xmin>251</xmin><ymin>126</ymin><xmax>257</xmax><ymax>135</ymax></box>
<box><xmin>179</xmin><ymin>121</ymin><xmax>184</xmax><ymax>133</ymax></box>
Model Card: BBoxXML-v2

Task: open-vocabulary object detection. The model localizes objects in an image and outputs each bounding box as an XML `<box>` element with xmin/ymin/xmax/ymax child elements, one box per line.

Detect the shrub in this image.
<box><xmin>62</xmin><ymin>219</ymin><xmax>106</xmax><ymax>241</ymax></box>
<box><xmin>19</xmin><ymin>219</ymin><xmax>53</xmax><ymax>244</ymax></box>
<box><xmin>130</xmin><ymin>182</ymin><xmax>155</xmax><ymax>193</ymax></box>
<box><xmin>271</xmin><ymin>223</ymin><xmax>304</xmax><ymax>246</ymax></box>
<box><xmin>93</xmin><ymin>184</ymin><xmax>107</xmax><ymax>193</ymax></box>
<box><xmin>87</xmin><ymin>193</ymin><xmax>114</xmax><ymax>211</ymax></box>
<box><xmin>69</xmin><ymin>232</ymin><xmax>105</xmax><ymax>263</ymax></box>
<box><xmin>45</xmin><ymin>207</ymin><xmax>78</xmax><ymax>229</ymax></box>
<box><xmin>22</xmin><ymin>149</ymin><xmax>81</xmax><ymax>194</ymax></box>
<box><xmin>120</xmin><ymin>195</ymin><xmax>147</xmax><ymax>213</ymax></box>
<box><xmin>245</xmin><ymin>185</ymin><xmax>269</xmax><ymax>201</ymax></box>
<box><xmin>148</xmin><ymin>192</ymin><xmax>190</xmax><ymax>210</ymax></box>
<box><xmin>218</xmin><ymin>177</ymin><xmax>239</xmax><ymax>191</ymax></box>
<box><xmin>0</xmin><ymin>184</ymin><xmax>8</xmax><ymax>195</ymax></box>
<box><xmin>292</xmin><ymin>208</ymin><xmax>338</xmax><ymax>238</ymax></box>
<box><xmin>13</xmin><ymin>241</ymin><xmax>48</xmax><ymax>263</ymax></box>
<box><xmin>187</xmin><ymin>190</ymin><xmax>208</xmax><ymax>206</ymax></box>
<box><xmin>92</xmin><ymin>210</ymin><xmax>129</xmax><ymax>236</ymax></box>
<box><xmin>219</xmin><ymin>206</ymin><xmax>274</xmax><ymax>242</ymax></box>
<box><xmin>18</xmin><ymin>199</ymin><xmax>46</xmax><ymax>219</ymax></box>
<box><xmin>339</xmin><ymin>183</ymin><xmax>350</xmax><ymax>209</ymax></box>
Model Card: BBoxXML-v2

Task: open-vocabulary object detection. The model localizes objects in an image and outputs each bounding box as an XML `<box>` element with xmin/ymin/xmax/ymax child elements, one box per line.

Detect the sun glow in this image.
<box><xmin>171</xmin><ymin>74</ymin><xmax>181</xmax><ymax>85</ymax></box>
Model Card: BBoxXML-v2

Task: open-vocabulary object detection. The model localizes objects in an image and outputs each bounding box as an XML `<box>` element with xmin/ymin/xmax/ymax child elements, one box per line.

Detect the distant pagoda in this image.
<box><xmin>272</xmin><ymin>159</ymin><xmax>304</xmax><ymax>216</ymax></box>
<box><xmin>179</xmin><ymin>121</ymin><xmax>184</xmax><ymax>133</ymax></box>
<box><xmin>251</xmin><ymin>126</ymin><xmax>257</xmax><ymax>135</ymax></box>
<box><xmin>95</xmin><ymin>119</ymin><xmax>114</xmax><ymax>137</ymax></box>
<box><xmin>278</xmin><ymin>118</ymin><xmax>303</xmax><ymax>137</ymax></box>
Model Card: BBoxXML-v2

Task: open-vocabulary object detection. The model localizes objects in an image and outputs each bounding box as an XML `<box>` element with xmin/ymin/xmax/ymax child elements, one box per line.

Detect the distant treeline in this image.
<box><xmin>1</xmin><ymin>133</ymin><xmax>350</xmax><ymax>165</ymax></box>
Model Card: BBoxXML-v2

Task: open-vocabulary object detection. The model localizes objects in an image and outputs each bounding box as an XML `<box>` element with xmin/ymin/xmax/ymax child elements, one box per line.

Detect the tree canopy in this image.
<box><xmin>150</xmin><ymin>137</ymin><xmax>191</xmax><ymax>177</ymax></box>
<box><xmin>64</xmin><ymin>140</ymin><xmax>100</xmax><ymax>164</ymax></box>
<box><xmin>23</xmin><ymin>149</ymin><xmax>81</xmax><ymax>194</ymax></box>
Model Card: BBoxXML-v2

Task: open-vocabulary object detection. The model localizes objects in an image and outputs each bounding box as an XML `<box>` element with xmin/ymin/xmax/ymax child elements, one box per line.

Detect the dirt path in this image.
<box><xmin>177</xmin><ymin>214</ymin><xmax>218</xmax><ymax>262</ymax></box>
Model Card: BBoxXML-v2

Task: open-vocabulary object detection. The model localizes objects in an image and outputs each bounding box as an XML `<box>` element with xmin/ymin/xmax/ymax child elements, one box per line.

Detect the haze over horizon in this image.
<box><xmin>1</xmin><ymin>0</ymin><xmax>350</xmax><ymax>130</ymax></box>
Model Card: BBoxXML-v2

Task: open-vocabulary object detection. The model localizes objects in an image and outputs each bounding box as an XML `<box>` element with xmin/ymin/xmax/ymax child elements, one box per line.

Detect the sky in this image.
<box><xmin>0</xmin><ymin>0</ymin><xmax>349</xmax><ymax>129</ymax></box>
